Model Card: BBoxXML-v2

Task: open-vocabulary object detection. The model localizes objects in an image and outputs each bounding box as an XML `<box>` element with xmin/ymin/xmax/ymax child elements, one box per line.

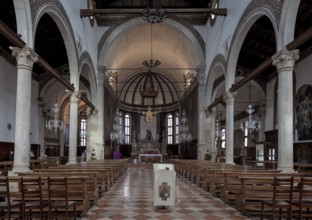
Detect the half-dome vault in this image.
<box><xmin>118</xmin><ymin>70</ymin><xmax>180</xmax><ymax>112</ymax></box>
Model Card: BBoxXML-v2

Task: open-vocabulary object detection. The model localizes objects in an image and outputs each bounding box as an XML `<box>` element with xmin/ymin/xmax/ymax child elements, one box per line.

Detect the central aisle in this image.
<box><xmin>82</xmin><ymin>163</ymin><xmax>249</xmax><ymax>220</ymax></box>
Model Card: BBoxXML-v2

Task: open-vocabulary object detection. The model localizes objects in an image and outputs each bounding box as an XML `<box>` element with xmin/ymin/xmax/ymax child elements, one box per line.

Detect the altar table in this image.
<box><xmin>139</xmin><ymin>154</ymin><xmax>163</xmax><ymax>163</ymax></box>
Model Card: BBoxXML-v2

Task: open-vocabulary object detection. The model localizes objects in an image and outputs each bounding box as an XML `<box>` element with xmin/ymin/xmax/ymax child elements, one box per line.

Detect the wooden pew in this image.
<box><xmin>234</xmin><ymin>175</ymin><xmax>301</xmax><ymax>217</ymax></box>
<box><xmin>24</xmin><ymin>170</ymin><xmax>100</xmax><ymax>204</ymax></box>
<box><xmin>8</xmin><ymin>176</ymin><xmax>90</xmax><ymax>217</ymax></box>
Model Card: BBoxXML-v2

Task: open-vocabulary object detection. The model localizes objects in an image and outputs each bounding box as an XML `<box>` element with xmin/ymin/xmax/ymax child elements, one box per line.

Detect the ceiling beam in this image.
<box><xmin>80</xmin><ymin>8</ymin><xmax>227</xmax><ymax>17</ymax></box>
<box><xmin>0</xmin><ymin>20</ymin><xmax>95</xmax><ymax>111</ymax></box>
<box><xmin>206</xmin><ymin>24</ymin><xmax>312</xmax><ymax>112</ymax></box>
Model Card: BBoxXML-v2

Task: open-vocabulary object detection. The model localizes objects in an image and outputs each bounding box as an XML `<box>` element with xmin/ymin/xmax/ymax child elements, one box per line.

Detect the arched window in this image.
<box><xmin>221</xmin><ymin>128</ymin><xmax>226</xmax><ymax>148</ymax></box>
<box><xmin>175</xmin><ymin>112</ymin><xmax>179</xmax><ymax>144</ymax></box>
<box><xmin>80</xmin><ymin>119</ymin><xmax>87</xmax><ymax>146</ymax></box>
<box><xmin>167</xmin><ymin>114</ymin><xmax>173</xmax><ymax>144</ymax></box>
<box><xmin>124</xmin><ymin>113</ymin><xmax>131</xmax><ymax>144</ymax></box>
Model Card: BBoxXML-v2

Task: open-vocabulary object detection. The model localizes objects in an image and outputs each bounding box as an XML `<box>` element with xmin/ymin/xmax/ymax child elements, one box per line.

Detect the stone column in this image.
<box><xmin>59</xmin><ymin>129</ymin><xmax>65</xmax><ymax>157</ymax></box>
<box><xmin>209</xmin><ymin>108</ymin><xmax>217</xmax><ymax>160</ymax></box>
<box><xmin>11</xmin><ymin>46</ymin><xmax>38</xmax><ymax>173</ymax></box>
<box><xmin>67</xmin><ymin>91</ymin><xmax>79</xmax><ymax>164</ymax></box>
<box><xmin>272</xmin><ymin>49</ymin><xmax>299</xmax><ymax>172</ymax></box>
<box><xmin>223</xmin><ymin>91</ymin><xmax>236</xmax><ymax>164</ymax></box>
<box><xmin>87</xmin><ymin>67</ymin><xmax>105</xmax><ymax>160</ymax></box>
<box><xmin>97</xmin><ymin>67</ymin><xmax>105</xmax><ymax>159</ymax></box>
<box><xmin>197</xmin><ymin>67</ymin><xmax>206</xmax><ymax>160</ymax></box>
<box><xmin>38</xmin><ymin>102</ymin><xmax>46</xmax><ymax>159</ymax></box>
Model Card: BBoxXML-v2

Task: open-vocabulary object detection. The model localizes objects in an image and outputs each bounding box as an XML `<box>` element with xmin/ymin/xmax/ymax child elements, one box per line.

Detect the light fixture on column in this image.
<box><xmin>45</xmin><ymin>100</ymin><xmax>64</xmax><ymax>133</ymax></box>
<box><xmin>179</xmin><ymin>73</ymin><xmax>193</xmax><ymax>143</ymax></box>
<box><xmin>109</xmin><ymin>71</ymin><xmax>124</xmax><ymax>144</ymax></box>
<box><xmin>240</xmin><ymin>80</ymin><xmax>261</xmax><ymax>133</ymax></box>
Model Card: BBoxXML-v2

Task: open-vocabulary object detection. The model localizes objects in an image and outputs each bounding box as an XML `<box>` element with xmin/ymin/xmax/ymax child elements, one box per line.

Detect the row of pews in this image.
<box><xmin>1</xmin><ymin>159</ymin><xmax>128</xmax><ymax>219</ymax></box>
<box><xmin>172</xmin><ymin>159</ymin><xmax>312</xmax><ymax>218</ymax></box>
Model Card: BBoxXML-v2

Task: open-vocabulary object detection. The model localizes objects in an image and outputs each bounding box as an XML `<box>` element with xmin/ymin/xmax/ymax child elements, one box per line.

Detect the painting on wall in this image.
<box><xmin>295</xmin><ymin>85</ymin><xmax>312</xmax><ymax>141</ymax></box>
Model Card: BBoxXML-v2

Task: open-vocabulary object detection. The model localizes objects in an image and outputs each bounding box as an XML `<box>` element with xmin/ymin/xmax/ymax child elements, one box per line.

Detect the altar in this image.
<box><xmin>132</xmin><ymin>129</ymin><xmax>164</xmax><ymax>163</ymax></box>
<box><xmin>139</xmin><ymin>153</ymin><xmax>163</xmax><ymax>163</ymax></box>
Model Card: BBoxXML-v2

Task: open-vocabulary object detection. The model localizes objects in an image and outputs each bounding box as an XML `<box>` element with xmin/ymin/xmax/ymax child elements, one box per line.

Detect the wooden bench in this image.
<box><xmin>234</xmin><ymin>175</ymin><xmax>301</xmax><ymax>217</ymax></box>
<box><xmin>8</xmin><ymin>176</ymin><xmax>90</xmax><ymax>217</ymax></box>
<box><xmin>219</xmin><ymin>171</ymin><xmax>294</xmax><ymax>204</ymax></box>
<box><xmin>51</xmin><ymin>165</ymin><xmax>114</xmax><ymax>192</ymax></box>
<box><xmin>22</xmin><ymin>171</ymin><xmax>99</xmax><ymax>204</ymax></box>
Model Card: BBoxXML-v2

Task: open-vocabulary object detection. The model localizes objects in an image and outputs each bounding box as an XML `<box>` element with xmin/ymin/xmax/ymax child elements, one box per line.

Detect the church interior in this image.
<box><xmin>1</xmin><ymin>0</ymin><xmax>312</xmax><ymax>219</ymax></box>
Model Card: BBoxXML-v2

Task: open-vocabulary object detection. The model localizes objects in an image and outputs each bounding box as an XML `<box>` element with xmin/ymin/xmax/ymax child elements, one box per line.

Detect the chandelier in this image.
<box><xmin>109</xmin><ymin>71</ymin><xmax>124</xmax><ymax>143</ymax></box>
<box><xmin>179</xmin><ymin>73</ymin><xmax>193</xmax><ymax>143</ymax></box>
<box><xmin>179</xmin><ymin>109</ymin><xmax>192</xmax><ymax>143</ymax></box>
<box><xmin>215</xmin><ymin>111</ymin><xmax>223</xmax><ymax>141</ymax></box>
<box><xmin>240</xmin><ymin>81</ymin><xmax>261</xmax><ymax>133</ymax></box>
<box><xmin>140</xmin><ymin>70</ymin><xmax>159</xmax><ymax>98</ymax></box>
<box><xmin>110</xmin><ymin>108</ymin><xmax>124</xmax><ymax>143</ymax></box>
<box><xmin>142</xmin><ymin>1</ymin><xmax>165</xmax><ymax>68</ymax></box>
<box><xmin>142</xmin><ymin>0</ymin><xmax>167</xmax><ymax>24</ymax></box>
<box><xmin>45</xmin><ymin>101</ymin><xmax>64</xmax><ymax>133</ymax></box>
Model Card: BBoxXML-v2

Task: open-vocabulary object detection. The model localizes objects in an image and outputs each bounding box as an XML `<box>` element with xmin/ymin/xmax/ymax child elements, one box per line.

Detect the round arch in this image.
<box><xmin>13</xmin><ymin>0</ymin><xmax>33</xmax><ymax>47</ymax></box>
<box><xmin>205</xmin><ymin>54</ymin><xmax>227</xmax><ymax>105</ymax></box>
<box><xmin>226</xmin><ymin>7</ymin><xmax>278</xmax><ymax>91</ymax></box>
<box><xmin>79</xmin><ymin>51</ymin><xmax>97</xmax><ymax>105</ymax></box>
<box><xmin>278</xmin><ymin>0</ymin><xmax>300</xmax><ymax>49</ymax></box>
<box><xmin>33</xmin><ymin>3</ymin><xmax>79</xmax><ymax>88</ymax></box>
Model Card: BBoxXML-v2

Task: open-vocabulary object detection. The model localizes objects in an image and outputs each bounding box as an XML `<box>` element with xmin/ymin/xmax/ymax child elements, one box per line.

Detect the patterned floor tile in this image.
<box><xmin>80</xmin><ymin>164</ymin><xmax>251</xmax><ymax>220</ymax></box>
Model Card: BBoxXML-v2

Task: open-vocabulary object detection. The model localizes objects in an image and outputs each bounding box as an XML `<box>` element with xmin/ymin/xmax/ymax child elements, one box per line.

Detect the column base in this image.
<box><xmin>10</xmin><ymin>164</ymin><xmax>31</xmax><ymax>175</ymax></box>
<box><xmin>67</xmin><ymin>160</ymin><xmax>77</xmax><ymax>165</ymax></box>
<box><xmin>277</xmin><ymin>165</ymin><xmax>295</xmax><ymax>173</ymax></box>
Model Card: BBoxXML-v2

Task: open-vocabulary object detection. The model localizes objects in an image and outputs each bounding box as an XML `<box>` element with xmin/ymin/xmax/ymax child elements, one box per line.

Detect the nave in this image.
<box><xmin>82</xmin><ymin>163</ymin><xmax>249</xmax><ymax>220</ymax></box>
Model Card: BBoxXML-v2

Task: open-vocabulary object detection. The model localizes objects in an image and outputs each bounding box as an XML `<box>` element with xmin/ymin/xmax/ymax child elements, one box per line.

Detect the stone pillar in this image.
<box><xmin>67</xmin><ymin>91</ymin><xmax>79</xmax><ymax>164</ymax></box>
<box><xmin>223</xmin><ymin>91</ymin><xmax>236</xmax><ymax>164</ymax></box>
<box><xmin>38</xmin><ymin>102</ymin><xmax>46</xmax><ymax>159</ymax></box>
<box><xmin>59</xmin><ymin>129</ymin><xmax>65</xmax><ymax>157</ymax></box>
<box><xmin>272</xmin><ymin>49</ymin><xmax>299</xmax><ymax>172</ymax></box>
<box><xmin>87</xmin><ymin>67</ymin><xmax>105</xmax><ymax>160</ymax></box>
<box><xmin>209</xmin><ymin>108</ymin><xmax>217</xmax><ymax>160</ymax></box>
<box><xmin>11</xmin><ymin>46</ymin><xmax>38</xmax><ymax>173</ymax></box>
<box><xmin>97</xmin><ymin>68</ymin><xmax>105</xmax><ymax>160</ymax></box>
<box><xmin>197</xmin><ymin>67</ymin><xmax>206</xmax><ymax>160</ymax></box>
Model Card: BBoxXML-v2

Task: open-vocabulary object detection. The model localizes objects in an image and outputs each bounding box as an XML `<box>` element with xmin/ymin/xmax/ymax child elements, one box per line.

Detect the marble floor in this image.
<box><xmin>81</xmin><ymin>163</ymin><xmax>251</xmax><ymax>220</ymax></box>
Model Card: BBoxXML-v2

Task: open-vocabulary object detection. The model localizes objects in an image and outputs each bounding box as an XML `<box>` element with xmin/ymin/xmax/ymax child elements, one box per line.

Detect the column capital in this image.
<box><xmin>223</xmin><ymin>91</ymin><xmax>236</xmax><ymax>104</ymax></box>
<box><xmin>196</xmin><ymin>66</ymin><xmax>206</xmax><ymax>87</ymax></box>
<box><xmin>97</xmin><ymin>66</ymin><xmax>107</xmax><ymax>86</ymax></box>
<box><xmin>272</xmin><ymin>49</ymin><xmax>299</xmax><ymax>71</ymax></box>
<box><xmin>11</xmin><ymin>46</ymin><xmax>38</xmax><ymax>69</ymax></box>
<box><xmin>97</xmin><ymin>72</ymin><xmax>105</xmax><ymax>86</ymax></box>
<box><xmin>70</xmin><ymin>91</ymin><xmax>80</xmax><ymax>103</ymax></box>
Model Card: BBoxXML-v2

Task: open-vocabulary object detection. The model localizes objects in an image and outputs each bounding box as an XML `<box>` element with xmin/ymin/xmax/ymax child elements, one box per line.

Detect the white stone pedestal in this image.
<box><xmin>153</xmin><ymin>163</ymin><xmax>176</xmax><ymax>208</ymax></box>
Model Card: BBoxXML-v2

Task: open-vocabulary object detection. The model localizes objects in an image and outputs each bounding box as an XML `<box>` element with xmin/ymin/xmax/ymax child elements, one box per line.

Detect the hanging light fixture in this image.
<box><xmin>109</xmin><ymin>71</ymin><xmax>124</xmax><ymax>144</ymax></box>
<box><xmin>142</xmin><ymin>21</ymin><xmax>161</xmax><ymax>68</ymax></box>
<box><xmin>142</xmin><ymin>0</ymin><xmax>166</xmax><ymax>69</ymax></box>
<box><xmin>142</xmin><ymin>0</ymin><xmax>167</xmax><ymax>24</ymax></box>
<box><xmin>179</xmin><ymin>109</ymin><xmax>192</xmax><ymax>143</ymax></box>
<box><xmin>45</xmin><ymin>100</ymin><xmax>64</xmax><ymax>133</ymax></box>
<box><xmin>240</xmin><ymin>80</ymin><xmax>261</xmax><ymax>133</ymax></box>
<box><xmin>215</xmin><ymin>104</ymin><xmax>222</xmax><ymax>141</ymax></box>
<box><xmin>179</xmin><ymin>73</ymin><xmax>193</xmax><ymax>143</ymax></box>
